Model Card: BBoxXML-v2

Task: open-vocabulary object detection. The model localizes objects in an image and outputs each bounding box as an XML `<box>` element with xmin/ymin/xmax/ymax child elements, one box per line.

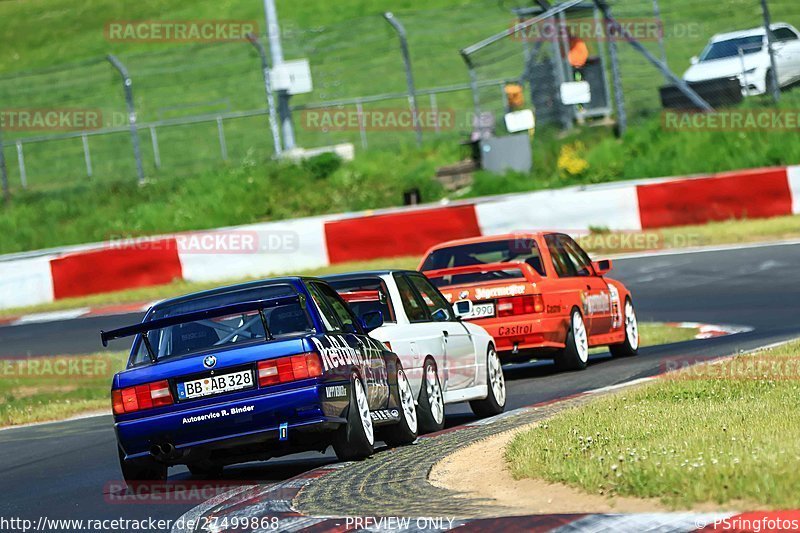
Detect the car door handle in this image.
<box><xmin>442</xmin><ymin>331</ymin><xmax>449</xmax><ymax>338</ymax></box>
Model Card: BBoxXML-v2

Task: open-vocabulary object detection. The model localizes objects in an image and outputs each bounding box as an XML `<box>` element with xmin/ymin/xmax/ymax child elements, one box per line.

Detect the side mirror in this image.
<box><xmin>452</xmin><ymin>300</ymin><xmax>473</xmax><ymax>318</ymax></box>
<box><xmin>360</xmin><ymin>310</ymin><xmax>384</xmax><ymax>332</ymax></box>
<box><xmin>431</xmin><ymin>308</ymin><xmax>450</xmax><ymax>322</ymax></box>
<box><xmin>593</xmin><ymin>259</ymin><xmax>613</xmax><ymax>276</ymax></box>
<box><xmin>690</xmin><ymin>56</ymin><xmax>699</xmax><ymax>65</ymax></box>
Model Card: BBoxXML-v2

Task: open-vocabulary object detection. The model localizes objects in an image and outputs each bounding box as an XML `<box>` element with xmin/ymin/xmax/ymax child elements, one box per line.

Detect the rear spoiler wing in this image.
<box><xmin>423</xmin><ymin>261</ymin><xmax>541</xmax><ymax>285</ymax></box>
<box><xmin>100</xmin><ymin>295</ymin><xmax>302</xmax><ymax>347</ymax></box>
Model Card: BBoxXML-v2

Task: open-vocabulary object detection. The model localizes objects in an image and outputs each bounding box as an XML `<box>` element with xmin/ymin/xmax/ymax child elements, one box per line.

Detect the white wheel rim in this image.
<box><xmin>425</xmin><ymin>364</ymin><xmax>444</xmax><ymax>424</ymax></box>
<box><xmin>397</xmin><ymin>369</ymin><xmax>418</xmax><ymax>434</ymax></box>
<box><xmin>354</xmin><ymin>378</ymin><xmax>374</xmax><ymax>445</ymax></box>
<box><xmin>488</xmin><ymin>348</ymin><xmax>506</xmax><ymax>407</ymax></box>
<box><xmin>574</xmin><ymin>313</ymin><xmax>589</xmax><ymax>363</ymax></box>
<box><xmin>625</xmin><ymin>300</ymin><xmax>639</xmax><ymax>350</ymax></box>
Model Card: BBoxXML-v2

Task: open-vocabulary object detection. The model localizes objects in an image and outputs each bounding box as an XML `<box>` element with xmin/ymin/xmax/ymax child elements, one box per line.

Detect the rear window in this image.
<box><xmin>131</xmin><ymin>284</ymin><xmax>313</xmax><ymax>365</ymax></box>
<box><xmin>328</xmin><ymin>277</ymin><xmax>396</xmax><ymax>322</ymax></box>
<box><xmin>421</xmin><ymin>239</ymin><xmax>544</xmax><ymax>287</ymax></box>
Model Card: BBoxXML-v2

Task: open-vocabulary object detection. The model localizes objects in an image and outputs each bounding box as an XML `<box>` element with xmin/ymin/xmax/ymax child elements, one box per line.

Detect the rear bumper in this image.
<box><xmin>116</xmin><ymin>381</ymin><xmax>347</xmax><ymax>461</ymax></box>
<box><xmin>469</xmin><ymin>316</ymin><xmax>563</xmax><ymax>356</ymax></box>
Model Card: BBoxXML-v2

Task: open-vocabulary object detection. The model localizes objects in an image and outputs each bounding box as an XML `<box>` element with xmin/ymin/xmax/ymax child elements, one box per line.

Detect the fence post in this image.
<box><xmin>81</xmin><ymin>134</ymin><xmax>93</xmax><ymax>178</ymax></box>
<box><xmin>761</xmin><ymin>0</ymin><xmax>780</xmax><ymax>103</ymax></box>
<box><xmin>0</xmin><ymin>127</ymin><xmax>9</xmax><ymax>204</ymax></box>
<box><xmin>16</xmin><ymin>141</ymin><xmax>27</xmax><ymax>188</ymax></box>
<box><xmin>384</xmin><ymin>12</ymin><xmax>423</xmax><ymax>146</ymax></box>
<box><xmin>106</xmin><ymin>54</ymin><xmax>145</xmax><ymax>185</ymax></box>
<box><xmin>652</xmin><ymin>0</ymin><xmax>668</xmax><ymax>71</ymax></box>
<box><xmin>549</xmin><ymin>15</ymin><xmax>572</xmax><ymax>130</ymax></box>
<box><xmin>429</xmin><ymin>93</ymin><xmax>440</xmax><ymax>134</ymax></box>
<box><xmin>355</xmin><ymin>100</ymin><xmax>368</xmax><ymax>149</ymax></box>
<box><xmin>217</xmin><ymin>117</ymin><xmax>229</xmax><ymax>160</ymax></box>
<box><xmin>263</xmin><ymin>0</ymin><xmax>296</xmax><ymax>151</ymax></box>
<box><xmin>150</xmin><ymin>126</ymin><xmax>162</xmax><ymax>169</ymax></box>
<box><xmin>247</xmin><ymin>33</ymin><xmax>282</xmax><ymax>157</ymax></box>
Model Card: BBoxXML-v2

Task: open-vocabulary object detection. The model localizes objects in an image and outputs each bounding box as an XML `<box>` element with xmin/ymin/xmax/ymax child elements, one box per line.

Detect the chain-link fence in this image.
<box><xmin>1</xmin><ymin>0</ymin><xmax>799</xmax><ymax>194</ymax></box>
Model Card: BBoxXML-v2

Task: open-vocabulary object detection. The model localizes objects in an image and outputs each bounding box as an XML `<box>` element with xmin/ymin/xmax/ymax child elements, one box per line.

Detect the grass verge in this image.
<box><xmin>506</xmin><ymin>339</ymin><xmax>800</xmax><ymax>508</ymax></box>
<box><xmin>0</xmin><ymin>352</ymin><xmax>127</xmax><ymax>427</ymax></box>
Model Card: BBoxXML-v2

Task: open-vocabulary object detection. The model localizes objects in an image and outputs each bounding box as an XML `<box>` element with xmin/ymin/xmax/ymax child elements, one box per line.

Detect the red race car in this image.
<box><xmin>418</xmin><ymin>232</ymin><xmax>639</xmax><ymax>370</ymax></box>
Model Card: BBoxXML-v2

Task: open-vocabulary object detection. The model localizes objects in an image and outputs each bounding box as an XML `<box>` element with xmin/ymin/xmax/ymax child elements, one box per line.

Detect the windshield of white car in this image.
<box><xmin>130</xmin><ymin>284</ymin><xmax>313</xmax><ymax>365</ymax></box>
<box><xmin>329</xmin><ymin>277</ymin><xmax>396</xmax><ymax>323</ymax></box>
<box><xmin>700</xmin><ymin>35</ymin><xmax>764</xmax><ymax>61</ymax></box>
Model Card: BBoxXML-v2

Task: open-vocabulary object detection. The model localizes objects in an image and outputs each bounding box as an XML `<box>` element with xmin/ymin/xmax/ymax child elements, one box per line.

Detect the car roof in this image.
<box><xmin>710</xmin><ymin>24</ymin><xmax>792</xmax><ymax>42</ymax></box>
<box><xmin>426</xmin><ymin>232</ymin><xmax>552</xmax><ymax>252</ymax></box>
<box><xmin>151</xmin><ymin>276</ymin><xmax>312</xmax><ymax>310</ymax></box>
<box><xmin>323</xmin><ymin>270</ymin><xmax>418</xmax><ymax>282</ymax></box>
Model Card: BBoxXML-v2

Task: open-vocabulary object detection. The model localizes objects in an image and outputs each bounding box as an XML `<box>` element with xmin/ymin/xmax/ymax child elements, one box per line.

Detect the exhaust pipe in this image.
<box><xmin>149</xmin><ymin>442</ymin><xmax>177</xmax><ymax>459</ymax></box>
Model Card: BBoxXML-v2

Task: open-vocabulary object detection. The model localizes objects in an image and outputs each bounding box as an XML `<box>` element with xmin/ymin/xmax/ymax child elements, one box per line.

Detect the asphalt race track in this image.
<box><xmin>2</xmin><ymin>242</ymin><xmax>800</xmax><ymax>528</ymax></box>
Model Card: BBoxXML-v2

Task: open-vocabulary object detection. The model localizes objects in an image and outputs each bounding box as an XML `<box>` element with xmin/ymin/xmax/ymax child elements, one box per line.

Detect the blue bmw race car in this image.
<box><xmin>101</xmin><ymin>277</ymin><xmax>418</xmax><ymax>482</ymax></box>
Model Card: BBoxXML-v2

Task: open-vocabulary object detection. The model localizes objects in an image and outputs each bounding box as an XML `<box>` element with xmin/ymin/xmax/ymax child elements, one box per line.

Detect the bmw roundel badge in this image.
<box><xmin>203</xmin><ymin>355</ymin><xmax>217</xmax><ymax>369</ymax></box>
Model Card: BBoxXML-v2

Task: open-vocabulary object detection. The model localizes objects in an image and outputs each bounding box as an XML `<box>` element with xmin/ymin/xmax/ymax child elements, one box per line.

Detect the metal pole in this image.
<box><xmin>550</xmin><ymin>16</ymin><xmax>572</xmax><ymax>130</ymax></box>
<box><xmin>355</xmin><ymin>101</ymin><xmax>368</xmax><ymax>149</ymax></box>
<box><xmin>384</xmin><ymin>12</ymin><xmax>423</xmax><ymax>146</ymax></box>
<box><xmin>652</xmin><ymin>0</ymin><xmax>668</xmax><ymax>70</ymax></box>
<box><xmin>16</xmin><ymin>141</ymin><xmax>27</xmax><ymax>189</ymax></box>
<box><xmin>595</xmin><ymin>5</ymin><xmax>613</xmax><ymax>114</ymax></box>
<box><xmin>604</xmin><ymin>10</ymin><xmax>627</xmax><ymax>135</ymax></box>
<box><xmin>761</xmin><ymin>0</ymin><xmax>780</xmax><ymax>103</ymax></box>
<box><xmin>106</xmin><ymin>54</ymin><xmax>145</xmax><ymax>185</ymax></box>
<box><xmin>596</xmin><ymin>1</ymin><xmax>712</xmax><ymax>112</ymax></box>
<box><xmin>248</xmin><ymin>33</ymin><xmax>282</xmax><ymax>157</ymax></box>
<box><xmin>81</xmin><ymin>135</ymin><xmax>93</xmax><ymax>178</ymax></box>
<box><xmin>0</xmin><ymin>128</ymin><xmax>10</xmax><ymax>204</ymax></box>
<box><xmin>429</xmin><ymin>93</ymin><xmax>440</xmax><ymax>134</ymax></box>
<box><xmin>150</xmin><ymin>126</ymin><xmax>162</xmax><ymax>169</ymax></box>
<box><xmin>216</xmin><ymin>117</ymin><xmax>228</xmax><ymax>161</ymax></box>
<box><xmin>264</xmin><ymin>0</ymin><xmax>296</xmax><ymax>150</ymax></box>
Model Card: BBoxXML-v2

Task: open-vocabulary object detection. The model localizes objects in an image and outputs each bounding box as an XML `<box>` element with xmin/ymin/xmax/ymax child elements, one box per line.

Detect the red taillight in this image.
<box><xmin>258</xmin><ymin>352</ymin><xmax>322</xmax><ymax>387</ymax></box>
<box><xmin>497</xmin><ymin>295</ymin><xmax>544</xmax><ymax>317</ymax></box>
<box><xmin>112</xmin><ymin>379</ymin><xmax>173</xmax><ymax>415</ymax></box>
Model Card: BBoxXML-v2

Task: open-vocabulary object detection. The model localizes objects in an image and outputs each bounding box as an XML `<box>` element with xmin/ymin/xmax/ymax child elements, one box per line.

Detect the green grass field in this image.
<box><xmin>506</xmin><ymin>339</ymin><xmax>800</xmax><ymax>508</ymax></box>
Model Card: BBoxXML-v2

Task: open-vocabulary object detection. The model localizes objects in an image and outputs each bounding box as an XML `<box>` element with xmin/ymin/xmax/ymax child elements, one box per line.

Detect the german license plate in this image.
<box><xmin>467</xmin><ymin>302</ymin><xmax>495</xmax><ymax>319</ymax></box>
<box><xmin>177</xmin><ymin>369</ymin><xmax>254</xmax><ymax>400</ymax></box>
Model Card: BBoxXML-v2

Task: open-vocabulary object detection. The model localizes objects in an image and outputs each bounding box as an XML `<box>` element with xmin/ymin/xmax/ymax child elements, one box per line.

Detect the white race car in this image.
<box><xmin>683</xmin><ymin>23</ymin><xmax>800</xmax><ymax>96</ymax></box>
<box><xmin>324</xmin><ymin>270</ymin><xmax>506</xmax><ymax>433</ymax></box>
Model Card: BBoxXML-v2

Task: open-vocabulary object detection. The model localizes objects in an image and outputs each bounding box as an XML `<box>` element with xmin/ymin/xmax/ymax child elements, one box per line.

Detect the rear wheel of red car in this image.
<box><xmin>383</xmin><ymin>366</ymin><xmax>418</xmax><ymax>446</ymax></box>
<box><xmin>118</xmin><ymin>447</ymin><xmax>167</xmax><ymax>483</ymax></box>
<box><xmin>556</xmin><ymin>309</ymin><xmax>589</xmax><ymax>371</ymax></box>
<box><xmin>416</xmin><ymin>358</ymin><xmax>445</xmax><ymax>434</ymax></box>
<box><xmin>610</xmin><ymin>297</ymin><xmax>639</xmax><ymax>358</ymax></box>
<box><xmin>332</xmin><ymin>373</ymin><xmax>375</xmax><ymax>461</ymax></box>
<box><xmin>470</xmin><ymin>345</ymin><xmax>506</xmax><ymax>418</ymax></box>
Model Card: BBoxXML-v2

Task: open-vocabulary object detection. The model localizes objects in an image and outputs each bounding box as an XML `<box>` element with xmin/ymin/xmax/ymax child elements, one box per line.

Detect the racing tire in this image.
<box><xmin>416</xmin><ymin>358</ymin><xmax>445</xmax><ymax>434</ymax></box>
<box><xmin>382</xmin><ymin>366</ymin><xmax>419</xmax><ymax>447</ymax></box>
<box><xmin>332</xmin><ymin>373</ymin><xmax>375</xmax><ymax>461</ymax></box>
<box><xmin>469</xmin><ymin>345</ymin><xmax>507</xmax><ymax>418</ymax></box>
<box><xmin>556</xmin><ymin>309</ymin><xmax>589</xmax><ymax>371</ymax></box>
<box><xmin>118</xmin><ymin>447</ymin><xmax>167</xmax><ymax>483</ymax></box>
<box><xmin>610</xmin><ymin>297</ymin><xmax>639</xmax><ymax>358</ymax></box>
<box><xmin>188</xmin><ymin>463</ymin><xmax>224</xmax><ymax>479</ymax></box>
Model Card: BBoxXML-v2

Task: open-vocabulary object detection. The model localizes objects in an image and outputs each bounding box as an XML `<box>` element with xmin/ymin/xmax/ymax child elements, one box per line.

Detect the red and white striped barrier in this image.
<box><xmin>1</xmin><ymin>165</ymin><xmax>798</xmax><ymax>311</ymax></box>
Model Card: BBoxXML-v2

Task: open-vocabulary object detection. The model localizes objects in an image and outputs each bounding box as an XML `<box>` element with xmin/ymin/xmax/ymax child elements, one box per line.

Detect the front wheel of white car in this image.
<box><xmin>469</xmin><ymin>345</ymin><xmax>506</xmax><ymax>418</ymax></box>
<box><xmin>416</xmin><ymin>358</ymin><xmax>445</xmax><ymax>434</ymax></box>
